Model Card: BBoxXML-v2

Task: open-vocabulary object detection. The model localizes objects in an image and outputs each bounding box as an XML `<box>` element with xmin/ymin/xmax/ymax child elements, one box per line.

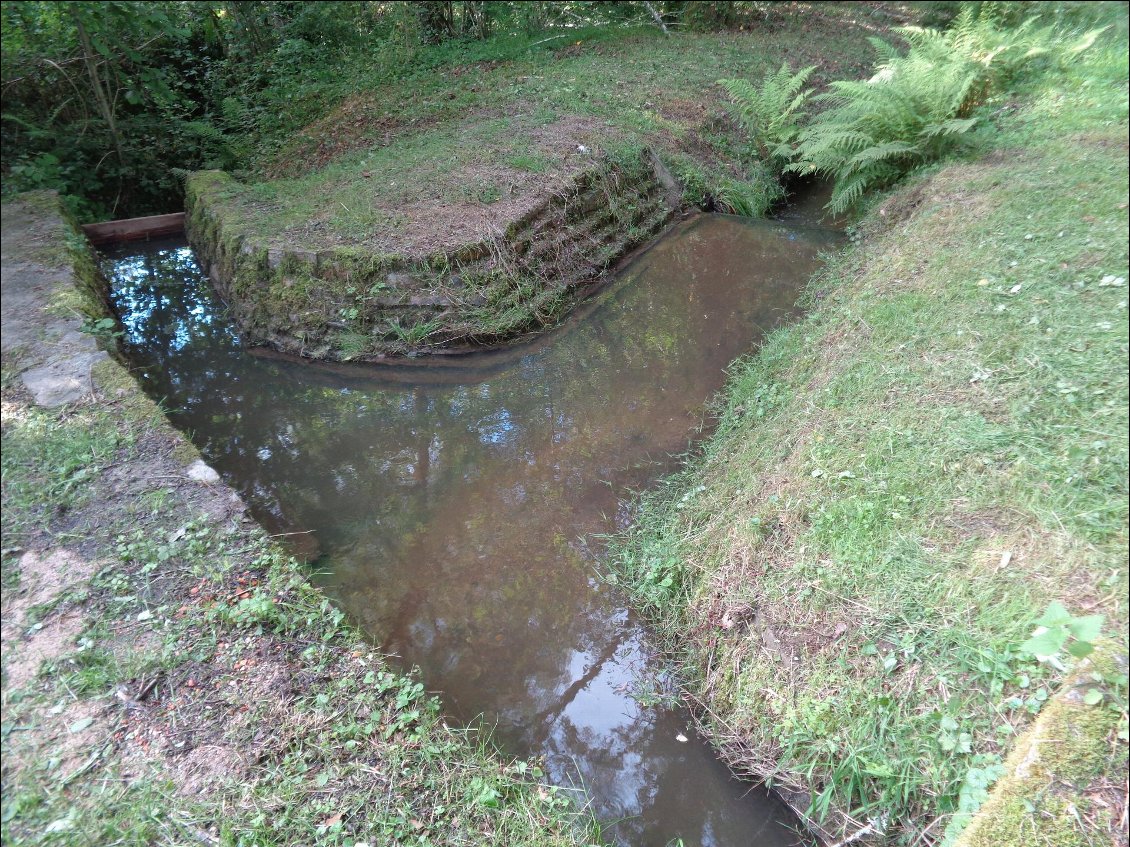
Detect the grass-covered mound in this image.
<box><xmin>610</xmin><ymin>15</ymin><xmax>1129</xmax><ymax>844</ymax></box>
<box><xmin>185</xmin><ymin>7</ymin><xmax>889</xmax><ymax>360</ymax></box>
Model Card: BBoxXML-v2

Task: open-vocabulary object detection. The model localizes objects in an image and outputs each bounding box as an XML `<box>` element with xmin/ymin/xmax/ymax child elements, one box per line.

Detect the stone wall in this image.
<box><xmin>185</xmin><ymin>153</ymin><xmax>679</xmax><ymax>361</ymax></box>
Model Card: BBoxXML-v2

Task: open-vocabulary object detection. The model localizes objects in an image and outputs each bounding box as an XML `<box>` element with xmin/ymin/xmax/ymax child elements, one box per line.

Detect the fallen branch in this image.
<box><xmin>827</xmin><ymin>814</ymin><xmax>888</xmax><ymax>847</ymax></box>
<box><xmin>527</xmin><ymin>32</ymin><xmax>572</xmax><ymax>48</ymax></box>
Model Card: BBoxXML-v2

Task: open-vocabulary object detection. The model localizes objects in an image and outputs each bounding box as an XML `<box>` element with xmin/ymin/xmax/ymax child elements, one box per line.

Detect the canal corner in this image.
<box><xmin>0</xmin><ymin>192</ymin><xmax>593</xmax><ymax>846</ymax></box>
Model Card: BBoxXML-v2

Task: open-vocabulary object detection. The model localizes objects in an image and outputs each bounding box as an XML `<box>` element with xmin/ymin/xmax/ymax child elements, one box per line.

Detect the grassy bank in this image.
<box><xmin>610</xmin><ymin>13</ymin><xmax>1129</xmax><ymax>845</ymax></box>
<box><xmin>0</xmin><ymin>193</ymin><xmax>594</xmax><ymax>846</ymax></box>
<box><xmin>234</xmin><ymin>6</ymin><xmax>886</xmax><ymax>219</ymax></box>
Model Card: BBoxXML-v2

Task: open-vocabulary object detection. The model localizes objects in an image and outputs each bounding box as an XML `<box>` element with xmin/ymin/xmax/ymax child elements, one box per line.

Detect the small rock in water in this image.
<box><xmin>676</xmin><ymin>733</ymin><xmax>689</xmax><ymax>743</ymax></box>
<box><xmin>186</xmin><ymin>460</ymin><xmax>221</xmax><ymax>485</ymax></box>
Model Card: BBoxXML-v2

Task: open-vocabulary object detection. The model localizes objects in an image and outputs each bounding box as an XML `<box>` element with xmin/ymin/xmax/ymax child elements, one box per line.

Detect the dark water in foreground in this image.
<box><xmin>108</xmin><ymin>213</ymin><xmax>840</xmax><ymax>846</ymax></box>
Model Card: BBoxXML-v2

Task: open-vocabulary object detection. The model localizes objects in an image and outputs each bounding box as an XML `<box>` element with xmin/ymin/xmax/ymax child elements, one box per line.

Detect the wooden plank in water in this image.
<box><xmin>82</xmin><ymin>212</ymin><xmax>185</xmax><ymax>246</ymax></box>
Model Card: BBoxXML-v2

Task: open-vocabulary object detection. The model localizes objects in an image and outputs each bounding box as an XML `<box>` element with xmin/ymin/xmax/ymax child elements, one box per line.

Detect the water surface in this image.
<box><xmin>108</xmin><ymin>214</ymin><xmax>839</xmax><ymax>847</ymax></box>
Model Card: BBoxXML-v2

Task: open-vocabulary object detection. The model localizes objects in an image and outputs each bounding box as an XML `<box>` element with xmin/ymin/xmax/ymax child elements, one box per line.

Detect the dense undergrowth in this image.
<box><xmin>612</xmin><ymin>7</ymin><xmax>1129</xmax><ymax>844</ymax></box>
<box><xmin>720</xmin><ymin>3</ymin><xmax>1117</xmax><ymax>214</ymax></box>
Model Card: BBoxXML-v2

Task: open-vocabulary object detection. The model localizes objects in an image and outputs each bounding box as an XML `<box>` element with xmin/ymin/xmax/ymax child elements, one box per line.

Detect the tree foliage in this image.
<box><xmin>3</xmin><ymin>2</ymin><xmax>207</xmax><ymax>219</ymax></box>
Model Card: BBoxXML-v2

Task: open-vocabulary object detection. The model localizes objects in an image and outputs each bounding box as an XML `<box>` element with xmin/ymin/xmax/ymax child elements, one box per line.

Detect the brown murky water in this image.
<box><xmin>108</xmin><ymin>213</ymin><xmax>840</xmax><ymax>846</ymax></box>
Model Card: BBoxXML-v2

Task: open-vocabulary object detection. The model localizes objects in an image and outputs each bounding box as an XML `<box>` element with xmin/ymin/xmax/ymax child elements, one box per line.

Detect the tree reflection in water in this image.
<box><xmin>109</xmin><ymin>215</ymin><xmax>839</xmax><ymax>847</ymax></box>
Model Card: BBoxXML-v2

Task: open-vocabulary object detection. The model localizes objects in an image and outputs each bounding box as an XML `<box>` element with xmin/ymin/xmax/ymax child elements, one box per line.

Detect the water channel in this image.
<box><xmin>107</xmin><ymin>210</ymin><xmax>840</xmax><ymax>847</ymax></box>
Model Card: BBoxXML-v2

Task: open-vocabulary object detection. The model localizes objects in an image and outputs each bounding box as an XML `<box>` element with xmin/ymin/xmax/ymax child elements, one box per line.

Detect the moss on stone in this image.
<box><xmin>184</xmin><ymin>151</ymin><xmax>676</xmax><ymax>362</ymax></box>
<box><xmin>952</xmin><ymin>646</ymin><xmax>1127</xmax><ymax>847</ymax></box>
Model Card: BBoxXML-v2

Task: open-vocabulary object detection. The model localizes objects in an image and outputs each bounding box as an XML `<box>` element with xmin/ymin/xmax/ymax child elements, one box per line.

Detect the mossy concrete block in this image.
<box><xmin>1</xmin><ymin>192</ymin><xmax>113</xmax><ymax>407</ymax></box>
<box><xmin>182</xmin><ymin>153</ymin><xmax>680</xmax><ymax>362</ymax></box>
<box><xmin>952</xmin><ymin>645</ymin><xmax>1128</xmax><ymax>847</ymax></box>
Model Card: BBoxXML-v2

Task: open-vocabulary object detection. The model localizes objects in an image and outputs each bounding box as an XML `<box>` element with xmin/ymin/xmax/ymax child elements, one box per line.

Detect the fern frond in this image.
<box><xmin>919</xmin><ymin>117</ymin><xmax>978</xmax><ymax>138</ymax></box>
<box><xmin>867</xmin><ymin>36</ymin><xmax>902</xmax><ymax>65</ymax></box>
<box><xmin>827</xmin><ymin>172</ymin><xmax>872</xmax><ymax>215</ymax></box>
<box><xmin>847</xmin><ymin>140</ymin><xmax>919</xmax><ymax>167</ymax></box>
<box><xmin>1066</xmin><ymin>26</ymin><xmax>1109</xmax><ymax>57</ymax></box>
<box><xmin>718</xmin><ymin>63</ymin><xmax>814</xmax><ymax>169</ymax></box>
<box><xmin>180</xmin><ymin>120</ymin><xmax>228</xmax><ymax>143</ymax></box>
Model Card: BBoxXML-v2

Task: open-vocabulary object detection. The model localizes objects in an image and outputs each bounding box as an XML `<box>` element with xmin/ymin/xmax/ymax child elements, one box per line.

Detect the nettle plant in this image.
<box><xmin>1021</xmin><ymin>602</ymin><xmax>1128</xmax><ymax>739</ymax></box>
<box><xmin>1022</xmin><ymin>601</ymin><xmax>1103</xmax><ymax>669</ymax></box>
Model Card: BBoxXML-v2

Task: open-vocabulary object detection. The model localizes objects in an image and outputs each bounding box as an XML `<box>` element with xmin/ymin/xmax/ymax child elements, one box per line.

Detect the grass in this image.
<box><xmin>207</xmin><ymin>6</ymin><xmax>891</xmax><ymax>251</ymax></box>
<box><xmin>1</xmin><ymin>197</ymin><xmax>599</xmax><ymax>847</ymax></box>
<box><xmin>0</xmin><ymin>402</ymin><xmax>122</xmax><ymax>539</ymax></box>
<box><xmin>609</xmin><ymin>12</ymin><xmax>1129</xmax><ymax>845</ymax></box>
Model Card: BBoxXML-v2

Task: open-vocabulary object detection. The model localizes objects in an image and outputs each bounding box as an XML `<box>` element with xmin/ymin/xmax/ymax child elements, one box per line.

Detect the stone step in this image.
<box><xmin>522</xmin><ymin>192</ymin><xmax>666</xmax><ymax>265</ymax></box>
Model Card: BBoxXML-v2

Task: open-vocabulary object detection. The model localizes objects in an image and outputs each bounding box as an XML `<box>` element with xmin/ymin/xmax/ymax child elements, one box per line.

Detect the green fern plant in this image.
<box><xmin>178</xmin><ymin>119</ymin><xmax>244</xmax><ymax>170</ymax></box>
<box><xmin>718</xmin><ymin>63</ymin><xmax>815</xmax><ymax>170</ymax></box>
<box><xmin>789</xmin><ymin>8</ymin><xmax>1107</xmax><ymax>215</ymax></box>
<box><xmin>895</xmin><ymin>8</ymin><xmax>1054</xmax><ymax>115</ymax></box>
<box><xmin>788</xmin><ymin>56</ymin><xmax>981</xmax><ymax>214</ymax></box>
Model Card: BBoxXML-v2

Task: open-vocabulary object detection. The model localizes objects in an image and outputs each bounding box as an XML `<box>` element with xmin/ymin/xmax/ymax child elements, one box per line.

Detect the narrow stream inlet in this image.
<box><xmin>107</xmin><ymin>213</ymin><xmax>840</xmax><ymax>846</ymax></box>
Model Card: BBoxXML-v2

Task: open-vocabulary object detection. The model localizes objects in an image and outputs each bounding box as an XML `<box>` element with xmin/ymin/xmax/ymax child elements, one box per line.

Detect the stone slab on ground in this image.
<box><xmin>0</xmin><ymin>192</ymin><xmax>109</xmax><ymax>407</ymax></box>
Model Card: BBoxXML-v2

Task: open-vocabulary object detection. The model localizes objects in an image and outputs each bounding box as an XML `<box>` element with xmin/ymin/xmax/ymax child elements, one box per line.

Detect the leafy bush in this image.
<box><xmin>718</xmin><ymin>63</ymin><xmax>815</xmax><ymax>172</ymax></box>
<box><xmin>787</xmin><ymin>8</ymin><xmax>1108</xmax><ymax>214</ymax></box>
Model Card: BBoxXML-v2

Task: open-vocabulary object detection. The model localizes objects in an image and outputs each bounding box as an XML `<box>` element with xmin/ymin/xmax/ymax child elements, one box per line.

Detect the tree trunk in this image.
<box><xmin>644</xmin><ymin>2</ymin><xmax>670</xmax><ymax>36</ymax></box>
<box><xmin>415</xmin><ymin>1</ymin><xmax>454</xmax><ymax>45</ymax></box>
<box><xmin>461</xmin><ymin>1</ymin><xmax>490</xmax><ymax>40</ymax></box>
<box><xmin>73</xmin><ymin>12</ymin><xmax>124</xmax><ymax>167</ymax></box>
